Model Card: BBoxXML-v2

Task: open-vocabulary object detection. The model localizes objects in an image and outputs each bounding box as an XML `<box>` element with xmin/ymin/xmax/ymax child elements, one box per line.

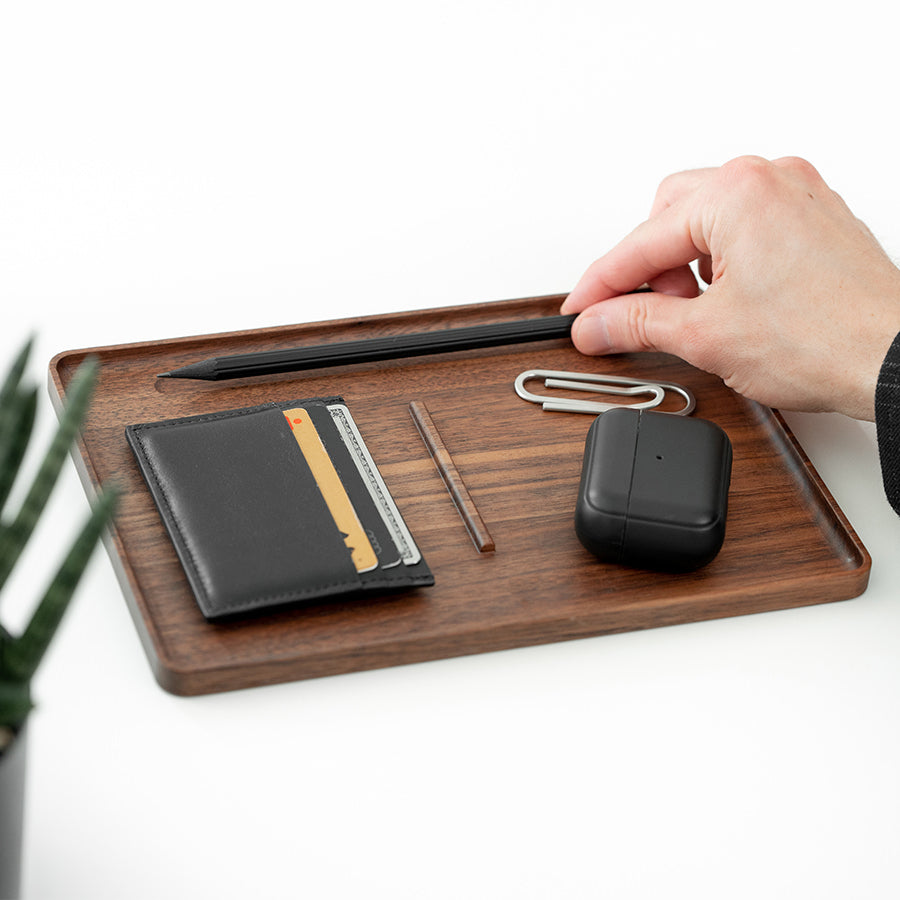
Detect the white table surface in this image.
<box><xmin>4</xmin><ymin>2</ymin><xmax>900</xmax><ymax>897</ymax></box>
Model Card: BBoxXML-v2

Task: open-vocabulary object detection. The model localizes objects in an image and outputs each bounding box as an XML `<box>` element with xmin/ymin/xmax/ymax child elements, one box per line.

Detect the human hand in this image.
<box><xmin>561</xmin><ymin>156</ymin><xmax>900</xmax><ymax>420</ymax></box>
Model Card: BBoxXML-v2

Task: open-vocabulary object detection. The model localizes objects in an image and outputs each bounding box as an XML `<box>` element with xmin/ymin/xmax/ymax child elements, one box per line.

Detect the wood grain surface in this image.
<box><xmin>48</xmin><ymin>294</ymin><xmax>871</xmax><ymax>695</ymax></box>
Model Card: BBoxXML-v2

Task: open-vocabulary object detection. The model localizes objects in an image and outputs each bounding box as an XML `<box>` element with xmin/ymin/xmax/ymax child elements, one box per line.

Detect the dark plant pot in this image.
<box><xmin>0</xmin><ymin>725</ymin><xmax>27</xmax><ymax>900</ymax></box>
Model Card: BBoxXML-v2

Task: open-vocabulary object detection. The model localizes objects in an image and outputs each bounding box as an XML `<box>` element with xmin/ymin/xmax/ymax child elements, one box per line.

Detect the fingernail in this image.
<box><xmin>573</xmin><ymin>314</ymin><xmax>613</xmax><ymax>354</ymax></box>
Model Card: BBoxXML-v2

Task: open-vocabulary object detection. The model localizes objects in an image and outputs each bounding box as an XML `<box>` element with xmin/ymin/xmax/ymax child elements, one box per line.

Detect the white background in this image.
<box><xmin>3</xmin><ymin>2</ymin><xmax>900</xmax><ymax>897</ymax></box>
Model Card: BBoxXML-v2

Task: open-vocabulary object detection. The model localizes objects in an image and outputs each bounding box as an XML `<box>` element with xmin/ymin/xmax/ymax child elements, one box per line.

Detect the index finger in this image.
<box><xmin>561</xmin><ymin>200</ymin><xmax>710</xmax><ymax>314</ymax></box>
<box><xmin>649</xmin><ymin>166</ymin><xmax>717</xmax><ymax>217</ymax></box>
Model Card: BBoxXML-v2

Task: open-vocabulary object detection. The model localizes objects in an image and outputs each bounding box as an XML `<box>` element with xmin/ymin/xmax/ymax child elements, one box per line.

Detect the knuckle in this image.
<box><xmin>773</xmin><ymin>155</ymin><xmax>819</xmax><ymax>180</ymax></box>
<box><xmin>716</xmin><ymin>156</ymin><xmax>781</xmax><ymax>202</ymax></box>
<box><xmin>718</xmin><ymin>154</ymin><xmax>771</xmax><ymax>184</ymax></box>
<box><xmin>654</xmin><ymin>170</ymin><xmax>684</xmax><ymax>204</ymax></box>
<box><xmin>712</xmin><ymin>154</ymin><xmax>827</xmax><ymax>212</ymax></box>
<box><xmin>624</xmin><ymin>298</ymin><xmax>656</xmax><ymax>350</ymax></box>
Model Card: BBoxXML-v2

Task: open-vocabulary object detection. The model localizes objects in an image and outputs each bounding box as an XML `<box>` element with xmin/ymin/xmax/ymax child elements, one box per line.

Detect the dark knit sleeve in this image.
<box><xmin>876</xmin><ymin>331</ymin><xmax>900</xmax><ymax>515</ymax></box>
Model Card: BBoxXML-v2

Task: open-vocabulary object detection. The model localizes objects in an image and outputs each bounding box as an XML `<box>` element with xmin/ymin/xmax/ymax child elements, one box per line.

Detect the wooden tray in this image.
<box><xmin>48</xmin><ymin>295</ymin><xmax>871</xmax><ymax>695</ymax></box>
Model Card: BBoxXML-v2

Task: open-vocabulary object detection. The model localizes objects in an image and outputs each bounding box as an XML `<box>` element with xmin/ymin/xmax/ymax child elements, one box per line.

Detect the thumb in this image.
<box><xmin>569</xmin><ymin>291</ymin><xmax>692</xmax><ymax>357</ymax></box>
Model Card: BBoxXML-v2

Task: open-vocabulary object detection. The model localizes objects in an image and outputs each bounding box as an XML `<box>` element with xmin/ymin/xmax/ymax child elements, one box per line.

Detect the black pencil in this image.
<box><xmin>158</xmin><ymin>313</ymin><xmax>580</xmax><ymax>381</ymax></box>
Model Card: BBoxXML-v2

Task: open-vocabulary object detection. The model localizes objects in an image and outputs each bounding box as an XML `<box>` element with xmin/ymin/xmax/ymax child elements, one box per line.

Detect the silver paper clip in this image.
<box><xmin>514</xmin><ymin>369</ymin><xmax>696</xmax><ymax>416</ymax></box>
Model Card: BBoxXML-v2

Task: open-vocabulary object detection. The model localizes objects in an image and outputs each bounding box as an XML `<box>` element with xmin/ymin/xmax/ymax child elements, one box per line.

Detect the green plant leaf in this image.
<box><xmin>2</xmin><ymin>485</ymin><xmax>118</xmax><ymax>684</ymax></box>
<box><xmin>0</xmin><ymin>386</ymin><xmax>38</xmax><ymax>519</ymax></box>
<box><xmin>0</xmin><ymin>681</ymin><xmax>32</xmax><ymax>739</ymax></box>
<box><xmin>0</xmin><ymin>340</ymin><xmax>38</xmax><ymax>517</ymax></box>
<box><xmin>0</xmin><ymin>356</ymin><xmax>99</xmax><ymax>589</ymax></box>
<box><xmin>0</xmin><ymin>337</ymin><xmax>33</xmax><ymax>413</ymax></box>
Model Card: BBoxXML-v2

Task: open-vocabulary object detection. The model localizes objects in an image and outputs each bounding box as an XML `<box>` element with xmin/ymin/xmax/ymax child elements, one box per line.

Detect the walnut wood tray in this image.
<box><xmin>48</xmin><ymin>295</ymin><xmax>871</xmax><ymax>695</ymax></box>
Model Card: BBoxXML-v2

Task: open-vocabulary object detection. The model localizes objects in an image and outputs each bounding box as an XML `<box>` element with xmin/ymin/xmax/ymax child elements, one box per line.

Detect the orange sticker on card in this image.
<box><xmin>283</xmin><ymin>408</ymin><xmax>378</xmax><ymax>573</ymax></box>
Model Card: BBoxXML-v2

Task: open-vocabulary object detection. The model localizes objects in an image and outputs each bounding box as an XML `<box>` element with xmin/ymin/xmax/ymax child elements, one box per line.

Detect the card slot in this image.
<box><xmin>302</xmin><ymin>402</ymin><xmax>404</xmax><ymax>572</ymax></box>
<box><xmin>325</xmin><ymin>403</ymin><xmax>424</xmax><ymax>566</ymax></box>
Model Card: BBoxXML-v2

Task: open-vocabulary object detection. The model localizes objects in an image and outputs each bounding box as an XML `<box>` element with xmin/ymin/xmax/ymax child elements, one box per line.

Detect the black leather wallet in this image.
<box><xmin>125</xmin><ymin>398</ymin><xmax>433</xmax><ymax>619</ymax></box>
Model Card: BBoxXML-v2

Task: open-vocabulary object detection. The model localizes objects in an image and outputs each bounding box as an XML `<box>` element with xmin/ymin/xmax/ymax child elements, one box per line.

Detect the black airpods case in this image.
<box><xmin>575</xmin><ymin>408</ymin><xmax>732</xmax><ymax>571</ymax></box>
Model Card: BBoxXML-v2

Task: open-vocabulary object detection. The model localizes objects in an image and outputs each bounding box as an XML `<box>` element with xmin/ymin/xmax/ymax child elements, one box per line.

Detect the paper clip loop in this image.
<box><xmin>514</xmin><ymin>369</ymin><xmax>696</xmax><ymax>416</ymax></box>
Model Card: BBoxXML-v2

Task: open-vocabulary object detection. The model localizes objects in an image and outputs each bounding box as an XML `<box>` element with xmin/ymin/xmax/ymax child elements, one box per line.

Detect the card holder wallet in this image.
<box><xmin>125</xmin><ymin>398</ymin><xmax>433</xmax><ymax>620</ymax></box>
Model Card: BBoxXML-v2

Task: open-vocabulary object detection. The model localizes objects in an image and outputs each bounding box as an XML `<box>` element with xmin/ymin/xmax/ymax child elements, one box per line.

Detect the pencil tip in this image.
<box><xmin>157</xmin><ymin>371</ymin><xmax>173</xmax><ymax>378</ymax></box>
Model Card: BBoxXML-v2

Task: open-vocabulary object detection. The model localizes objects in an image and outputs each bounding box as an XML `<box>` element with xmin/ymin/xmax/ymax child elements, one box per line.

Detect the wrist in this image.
<box><xmin>838</xmin><ymin>280</ymin><xmax>900</xmax><ymax>421</ymax></box>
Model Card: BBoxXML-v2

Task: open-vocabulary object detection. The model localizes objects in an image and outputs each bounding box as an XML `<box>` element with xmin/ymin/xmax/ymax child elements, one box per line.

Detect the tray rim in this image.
<box><xmin>47</xmin><ymin>295</ymin><xmax>873</xmax><ymax>695</ymax></box>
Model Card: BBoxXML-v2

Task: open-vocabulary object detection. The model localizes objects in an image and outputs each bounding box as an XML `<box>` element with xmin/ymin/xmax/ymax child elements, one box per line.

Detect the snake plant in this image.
<box><xmin>0</xmin><ymin>339</ymin><xmax>118</xmax><ymax>751</ymax></box>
